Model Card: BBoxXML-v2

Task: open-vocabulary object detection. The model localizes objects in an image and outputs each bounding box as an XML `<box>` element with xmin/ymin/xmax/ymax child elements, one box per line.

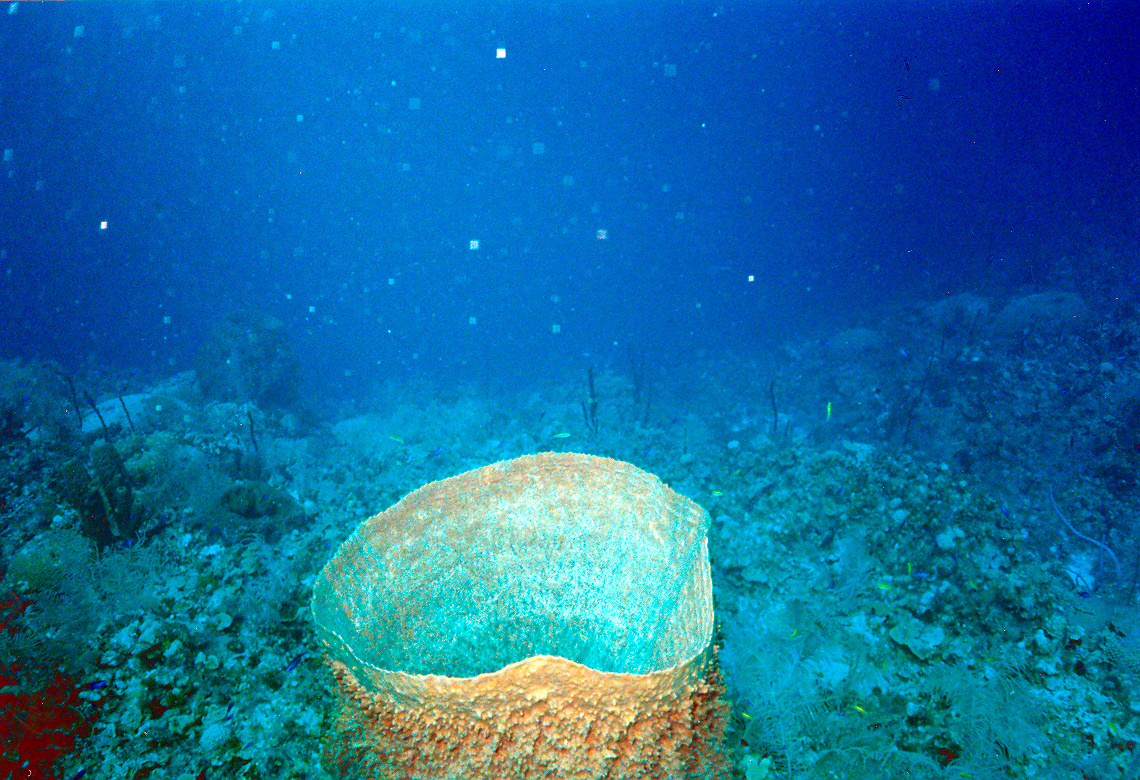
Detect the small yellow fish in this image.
<box><xmin>388</xmin><ymin>435</ymin><xmax>404</xmax><ymax>444</ymax></box>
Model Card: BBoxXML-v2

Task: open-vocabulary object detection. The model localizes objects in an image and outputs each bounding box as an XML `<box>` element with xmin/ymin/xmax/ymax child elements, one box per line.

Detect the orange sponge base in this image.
<box><xmin>321</xmin><ymin>648</ymin><xmax>729</xmax><ymax>780</ymax></box>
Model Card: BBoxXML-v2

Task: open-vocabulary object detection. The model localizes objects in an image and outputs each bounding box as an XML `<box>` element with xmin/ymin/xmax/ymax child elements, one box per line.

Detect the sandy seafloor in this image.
<box><xmin>3</xmin><ymin>288</ymin><xmax>1140</xmax><ymax>780</ymax></box>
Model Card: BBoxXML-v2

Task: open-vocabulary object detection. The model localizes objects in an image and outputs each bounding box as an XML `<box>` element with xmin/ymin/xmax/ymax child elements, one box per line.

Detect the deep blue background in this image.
<box><xmin>2</xmin><ymin>1</ymin><xmax>1137</xmax><ymax>399</ymax></box>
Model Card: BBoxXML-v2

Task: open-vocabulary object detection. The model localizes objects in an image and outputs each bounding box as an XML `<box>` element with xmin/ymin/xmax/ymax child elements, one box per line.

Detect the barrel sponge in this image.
<box><xmin>311</xmin><ymin>452</ymin><xmax>729</xmax><ymax>779</ymax></box>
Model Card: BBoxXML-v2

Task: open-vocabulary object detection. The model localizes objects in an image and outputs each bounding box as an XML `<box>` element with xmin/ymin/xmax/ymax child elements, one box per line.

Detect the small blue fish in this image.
<box><xmin>87</xmin><ymin>681</ymin><xmax>108</xmax><ymax>690</ymax></box>
<box><xmin>286</xmin><ymin>654</ymin><xmax>303</xmax><ymax>672</ymax></box>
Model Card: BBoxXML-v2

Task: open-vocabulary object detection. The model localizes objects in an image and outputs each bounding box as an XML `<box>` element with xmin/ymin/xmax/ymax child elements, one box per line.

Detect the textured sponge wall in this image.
<box><xmin>323</xmin><ymin>649</ymin><xmax>727</xmax><ymax>779</ymax></box>
<box><xmin>311</xmin><ymin>452</ymin><xmax>729</xmax><ymax>779</ymax></box>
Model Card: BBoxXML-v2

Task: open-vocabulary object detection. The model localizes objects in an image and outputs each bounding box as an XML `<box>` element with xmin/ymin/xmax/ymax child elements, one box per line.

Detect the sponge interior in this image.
<box><xmin>311</xmin><ymin>452</ymin><xmax>713</xmax><ymax>682</ymax></box>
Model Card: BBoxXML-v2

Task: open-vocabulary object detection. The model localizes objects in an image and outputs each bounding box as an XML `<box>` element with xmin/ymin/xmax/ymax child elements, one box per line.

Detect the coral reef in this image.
<box><xmin>2</xmin><ymin>312</ymin><xmax>1140</xmax><ymax>777</ymax></box>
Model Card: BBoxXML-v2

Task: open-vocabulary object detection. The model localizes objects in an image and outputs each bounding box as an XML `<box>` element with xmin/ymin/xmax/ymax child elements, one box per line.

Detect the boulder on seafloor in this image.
<box><xmin>196</xmin><ymin>311</ymin><xmax>300</xmax><ymax>408</ymax></box>
<box><xmin>994</xmin><ymin>291</ymin><xmax>1091</xmax><ymax>335</ymax></box>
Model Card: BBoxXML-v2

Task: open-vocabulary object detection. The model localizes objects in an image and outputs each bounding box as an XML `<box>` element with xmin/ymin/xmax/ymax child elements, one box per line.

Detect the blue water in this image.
<box><xmin>4</xmin><ymin>1</ymin><xmax>1134</xmax><ymax>402</ymax></box>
